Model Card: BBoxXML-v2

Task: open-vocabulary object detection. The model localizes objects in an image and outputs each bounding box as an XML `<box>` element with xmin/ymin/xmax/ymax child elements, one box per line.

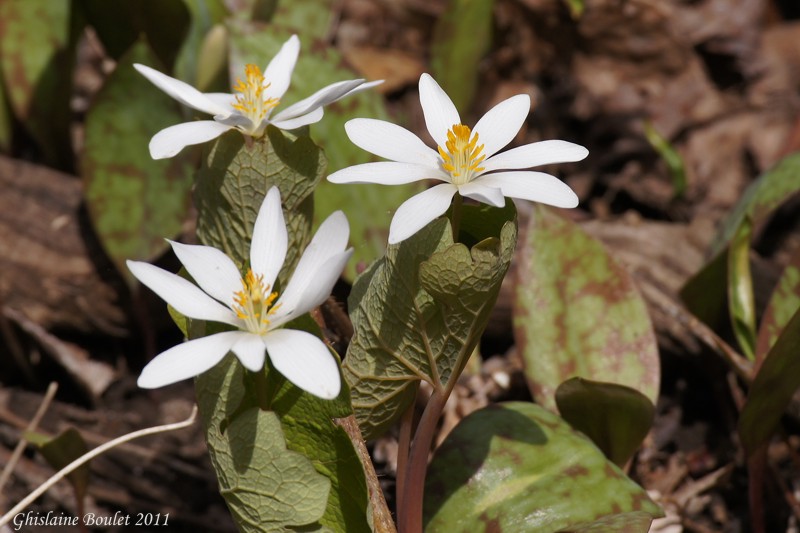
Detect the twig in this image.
<box><xmin>0</xmin><ymin>405</ymin><xmax>197</xmax><ymax>527</ymax></box>
<box><xmin>0</xmin><ymin>382</ymin><xmax>59</xmax><ymax>492</ymax></box>
<box><xmin>335</xmin><ymin>415</ymin><xmax>396</xmax><ymax>533</ymax></box>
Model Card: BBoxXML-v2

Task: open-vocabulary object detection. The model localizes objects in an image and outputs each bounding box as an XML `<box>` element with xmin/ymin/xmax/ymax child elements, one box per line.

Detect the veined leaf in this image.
<box><xmin>194</xmin><ymin>126</ymin><xmax>324</xmax><ymax>277</ymax></box>
<box><xmin>344</xmin><ymin>203</ymin><xmax>517</xmax><ymax>439</ymax></box>
<box><xmin>514</xmin><ymin>205</ymin><xmax>660</xmax><ymax>410</ymax></box>
<box><xmin>424</xmin><ymin>402</ymin><xmax>662</xmax><ymax>531</ymax></box>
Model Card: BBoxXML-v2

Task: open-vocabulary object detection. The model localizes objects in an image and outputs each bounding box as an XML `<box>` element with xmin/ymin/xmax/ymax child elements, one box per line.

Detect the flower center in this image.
<box><xmin>232</xmin><ymin>269</ymin><xmax>281</xmax><ymax>334</ymax></box>
<box><xmin>438</xmin><ymin>124</ymin><xmax>486</xmax><ymax>185</ymax></box>
<box><xmin>232</xmin><ymin>64</ymin><xmax>279</xmax><ymax>133</ymax></box>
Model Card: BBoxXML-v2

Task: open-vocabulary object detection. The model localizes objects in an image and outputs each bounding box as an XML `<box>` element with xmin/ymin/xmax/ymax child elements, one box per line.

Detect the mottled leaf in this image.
<box><xmin>0</xmin><ymin>0</ymin><xmax>75</xmax><ymax>168</ymax></box>
<box><xmin>424</xmin><ymin>402</ymin><xmax>662</xmax><ymax>531</ymax></box>
<box><xmin>194</xmin><ymin>126</ymin><xmax>324</xmax><ymax>275</ymax></box>
<box><xmin>25</xmin><ymin>428</ymin><xmax>90</xmax><ymax>504</ymax></box>
<box><xmin>727</xmin><ymin>216</ymin><xmax>756</xmax><ymax>360</ymax></box>
<box><xmin>514</xmin><ymin>205</ymin><xmax>660</xmax><ymax>411</ymax></box>
<box><xmin>556</xmin><ymin>377</ymin><xmax>655</xmax><ymax>467</ymax></box>
<box><xmin>755</xmin><ymin>246</ymin><xmax>800</xmax><ymax>362</ymax></box>
<box><xmin>344</xmin><ymin>203</ymin><xmax>517</xmax><ymax>439</ymax></box>
<box><xmin>82</xmin><ymin>41</ymin><xmax>194</xmax><ymax>280</ymax></box>
<box><xmin>80</xmin><ymin>0</ymin><xmax>190</xmax><ymax>70</ymax></box>
<box><xmin>229</xmin><ymin>21</ymin><xmax>420</xmax><ymax>279</ymax></box>
<box><xmin>739</xmin><ymin>306</ymin><xmax>800</xmax><ymax>455</ymax></box>
<box><xmin>430</xmin><ymin>0</ymin><xmax>494</xmax><ymax>111</ymax></box>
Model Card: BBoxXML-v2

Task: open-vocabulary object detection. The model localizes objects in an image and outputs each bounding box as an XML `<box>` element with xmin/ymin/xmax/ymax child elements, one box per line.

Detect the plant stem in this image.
<box><xmin>254</xmin><ymin>365</ymin><xmax>276</xmax><ymax>411</ymax></box>
<box><xmin>398</xmin><ymin>389</ymin><xmax>447</xmax><ymax>533</ymax></box>
<box><xmin>396</xmin><ymin>404</ymin><xmax>415</xmax><ymax>512</ymax></box>
<box><xmin>450</xmin><ymin>193</ymin><xmax>463</xmax><ymax>243</ymax></box>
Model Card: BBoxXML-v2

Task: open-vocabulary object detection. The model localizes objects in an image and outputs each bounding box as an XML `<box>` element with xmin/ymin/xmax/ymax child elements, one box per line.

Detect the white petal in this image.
<box><xmin>388</xmin><ymin>183</ymin><xmax>457</xmax><ymax>244</ymax></box>
<box><xmin>418</xmin><ymin>73</ymin><xmax>460</xmax><ymax>149</ymax></box>
<box><xmin>458</xmin><ymin>182</ymin><xmax>506</xmax><ymax>207</ymax></box>
<box><xmin>327</xmin><ymin>161</ymin><xmax>446</xmax><ymax>185</ymax></box>
<box><xmin>204</xmin><ymin>92</ymin><xmax>236</xmax><ymax>109</ymax></box>
<box><xmin>475</xmin><ymin>171</ymin><xmax>579</xmax><ymax>208</ymax></box>
<box><xmin>250</xmin><ymin>187</ymin><xmax>288</xmax><ymax>290</ymax></box>
<box><xmin>149</xmin><ymin>121</ymin><xmax>232</xmax><ymax>159</ymax></box>
<box><xmin>134</xmin><ymin>64</ymin><xmax>231</xmax><ymax>116</ymax></box>
<box><xmin>344</xmin><ymin>118</ymin><xmax>440</xmax><ymax>166</ymax></box>
<box><xmin>341</xmin><ymin>79</ymin><xmax>384</xmax><ymax>98</ymax></box>
<box><xmin>137</xmin><ymin>331</ymin><xmax>244</xmax><ymax>388</ymax></box>
<box><xmin>270</xmin><ymin>107</ymin><xmax>323</xmax><ymax>130</ymax></box>
<box><xmin>127</xmin><ymin>260</ymin><xmax>240</xmax><ymax>326</ymax></box>
<box><xmin>273</xmin><ymin>212</ymin><xmax>352</xmax><ymax>324</ymax></box>
<box><xmin>472</xmin><ymin>94</ymin><xmax>530</xmax><ymax>159</ymax></box>
<box><xmin>272</xmin><ymin>79</ymin><xmax>364</xmax><ymax>121</ymax></box>
<box><xmin>169</xmin><ymin>241</ymin><xmax>242</xmax><ymax>306</ymax></box>
<box><xmin>231</xmin><ymin>334</ymin><xmax>267</xmax><ymax>371</ymax></box>
<box><xmin>263</xmin><ymin>329</ymin><xmax>341</xmax><ymax>399</ymax></box>
<box><xmin>264</xmin><ymin>34</ymin><xmax>300</xmax><ymax>101</ymax></box>
<box><xmin>481</xmin><ymin>140</ymin><xmax>589</xmax><ymax>174</ymax></box>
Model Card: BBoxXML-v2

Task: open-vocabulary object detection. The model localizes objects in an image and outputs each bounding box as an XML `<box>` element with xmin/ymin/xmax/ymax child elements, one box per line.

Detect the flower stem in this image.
<box><xmin>450</xmin><ymin>193</ymin><xmax>463</xmax><ymax>242</ymax></box>
<box><xmin>254</xmin><ymin>363</ymin><xmax>277</xmax><ymax>411</ymax></box>
<box><xmin>398</xmin><ymin>389</ymin><xmax>447</xmax><ymax>533</ymax></box>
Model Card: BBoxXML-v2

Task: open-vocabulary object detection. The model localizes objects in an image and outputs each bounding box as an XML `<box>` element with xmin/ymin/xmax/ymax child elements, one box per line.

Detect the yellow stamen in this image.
<box><xmin>437</xmin><ymin>124</ymin><xmax>486</xmax><ymax>185</ymax></box>
<box><xmin>232</xmin><ymin>64</ymin><xmax>279</xmax><ymax>133</ymax></box>
<box><xmin>233</xmin><ymin>269</ymin><xmax>281</xmax><ymax>334</ymax></box>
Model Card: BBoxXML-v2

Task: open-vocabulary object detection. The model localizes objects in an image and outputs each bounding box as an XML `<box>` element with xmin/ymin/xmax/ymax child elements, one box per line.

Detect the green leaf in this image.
<box><xmin>196</xmin><ymin>375</ymin><xmax>330</xmax><ymax>531</ymax></box>
<box><xmin>679</xmin><ymin>248</ymin><xmax>728</xmax><ymax>330</ymax></box>
<box><xmin>424</xmin><ymin>402</ymin><xmax>662</xmax><ymax>531</ymax></box>
<box><xmin>562</xmin><ymin>0</ymin><xmax>585</xmax><ymax>18</ymax></box>
<box><xmin>80</xmin><ymin>0</ymin><xmax>191</xmax><ymax>70</ymax></box>
<box><xmin>739</xmin><ymin>306</ymin><xmax>800</xmax><ymax>455</ymax></box>
<box><xmin>173</xmin><ymin>0</ymin><xmax>229</xmax><ymax>91</ymax></box>
<box><xmin>555</xmin><ymin>378</ymin><xmax>655</xmax><ymax>467</ymax></box>
<box><xmin>513</xmin><ymin>205</ymin><xmax>660</xmax><ymax>410</ymax></box>
<box><xmin>25</xmin><ymin>428</ymin><xmax>90</xmax><ymax>504</ymax></box>
<box><xmin>755</xmin><ymin>246</ymin><xmax>800</xmax><ymax>361</ymax></box>
<box><xmin>344</xmin><ymin>204</ymin><xmax>517</xmax><ymax>439</ymax></box>
<box><xmin>643</xmin><ymin>120</ymin><xmax>686</xmax><ymax>199</ymax></box>
<box><xmin>430</xmin><ymin>0</ymin><xmax>494</xmax><ymax>112</ymax></box>
<box><xmin>82</xmin><ymin>40</ymin><xmax>194</xmax><ymax>281</ymax></box>
<box><xmin>194</xmin><ymin>127</ymin><xmax>324</xmax><ymax>276</ymax></box>
<box><xmin>228</xmin><ymin>21</ymin><xmax>420</xmax><ymax>280</ymax></box>
<box><xmin>0</xmin><ymin>66</ymin><xmax>12</xmax><ymax>153</ymax></box>
<box><xmin>0</xmin><ymin>0</ymin><xmax>75</xmax><ymax>168</ymax></box>
<box><xmin>727</xmin><ymin>216</ymin><xmax>756</xmax><ymax>360</ymax></box>
<box><xmin>712</xmin><ymin>152</ymin><xmax>800</xmax><ymax>257</ymax></box>
<box><xmin>196</xmin><ymin>345</ymin><xmax>371</xmax><ymax>532</ymax></box>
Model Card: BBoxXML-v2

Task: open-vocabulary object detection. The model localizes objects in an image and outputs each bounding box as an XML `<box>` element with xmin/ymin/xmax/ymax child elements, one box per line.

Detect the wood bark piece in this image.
<box><xmin>0</xmin><ymin>155</ymin><xmax>127</xmax><ymax>335</ymax></box>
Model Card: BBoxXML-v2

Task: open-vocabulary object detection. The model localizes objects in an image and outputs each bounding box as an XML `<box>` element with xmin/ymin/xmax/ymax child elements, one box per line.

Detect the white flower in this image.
<box><xmin>127</xmin><ymin>187</ymin><xmax>352</xmax><ymax>399</ymax></box>
<box><xmin>134</xmin><ymin>34</ymin><xmax>382</xmax><ymax>159</ymax></box>
<box><xmin>327</xmin><ymin>73</ymin><xmax>588</xmax><ymax>244</ymax></box>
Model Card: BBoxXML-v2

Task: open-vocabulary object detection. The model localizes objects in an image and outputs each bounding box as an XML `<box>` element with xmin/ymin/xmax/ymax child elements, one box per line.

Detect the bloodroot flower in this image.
<box><xmin>327</xmin><ymin>73</ymin><xmax>588</xmax><ymax>244</ymax></box>
<box><xmin>134</xmin><ymin>34</ymin><xmax>381</xmax><ymax>159</ymax></box>
<box><xmin>127</xmin><ymin>187</ymin><xmax>352</xmax><ymax>399</ymax></box>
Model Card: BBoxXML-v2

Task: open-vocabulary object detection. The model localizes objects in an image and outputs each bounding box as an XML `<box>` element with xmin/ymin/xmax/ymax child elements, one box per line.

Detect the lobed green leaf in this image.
<box><xmin>513</xmin><ymin>205</ymin><xmax>660</xmax><ymax>410</ymax></box>
<box><xmin>344</xmin><ymin>205</ymin><xmax>517</xmax><ymax>439</ymax></box>
<box><xmin>194</xmin><ymin>127</ymin><xmax>323</xmax><ymax>277</ymax></box>
<box><xmin>424</xmin><ymin>402</ymin><xmax>662</xmax><ymax>531</ymax></box>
